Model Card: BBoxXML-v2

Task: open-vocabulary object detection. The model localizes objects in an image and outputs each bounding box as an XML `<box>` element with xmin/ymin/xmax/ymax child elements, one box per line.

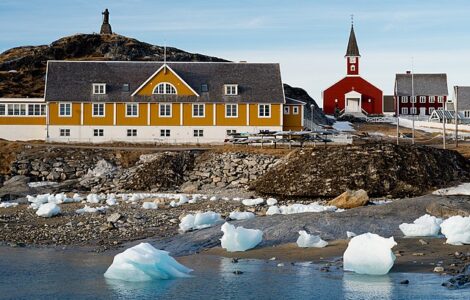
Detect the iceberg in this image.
<box><xmin>36</xmin><ymin>203</ymin><xmax>61</xmax><ymax>218</ymax></box>
<box><xmin>142</xmin><ymin>202</ymin><xmax>158</xmax><ymax>210</ymax></box>
<box><xmin>343</xmin><ymin>233</ymin><xmax>397</xmax><ymax>275</ymax></box>
<box><xmin>229</xmin><ymin>211</ymin><xmax>255</xmax><ymax>220</ymax></box>
<box><xmin>104</xmin><ymin>242</ymin><xmax>192</xmax><ymax>281</ymax></box>
<box><xmin>220</xmin><ymin>222</ymin><xmax>263</xmax><ymax>252</ymax></box>
<box><xmin>440</xmin><ymin>216</ymin><xmax>470</xmax><ymax>245</ymax></box>
<box><xmin>296</xmin><ymin>231</ymin><xmax>328</xmax><ymax>248</ymax></box>
<box><xmin>242</xmin><ymin>198</ymin><xmax>264</xmax><ymax>206</ymax></box>
<box><xmin>179</xmin><ymin>211</ymin><xmax>223</xmax><ymax>232</ymax></box>
<box><xmin>399</xmin><ymin>214</ymin><xmax>443</xmax><ymax>237</ymax></box>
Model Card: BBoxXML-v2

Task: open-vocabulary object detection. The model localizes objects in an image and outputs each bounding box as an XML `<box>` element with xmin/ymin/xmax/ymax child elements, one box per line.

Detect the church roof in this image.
<box><xmin>345</xmin><ymin>25</ymin><xmax>360</xmax><ymax>57</ymax></box>
<box><xmin>395</xmin><ymin>73</ymin><xmax>448</xmax><ymax>97</ymax></box>
<box><xmin>44</xmin><ymin>61</ymin><xmax>285</xmax><ymax>104</ymax></box>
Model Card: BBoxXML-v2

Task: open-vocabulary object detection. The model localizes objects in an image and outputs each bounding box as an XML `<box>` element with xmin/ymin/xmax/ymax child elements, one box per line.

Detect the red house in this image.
<box><xmin>323</xmin><ymin>24</ymin><xmax>383</xmax><ymax>116</ymax></box>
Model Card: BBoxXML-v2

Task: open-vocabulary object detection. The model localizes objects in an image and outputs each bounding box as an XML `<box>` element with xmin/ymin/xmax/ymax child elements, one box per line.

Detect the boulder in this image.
<box><xmin>426</xmin><ymin>200</ymin><xmax>470</xmax><ymax>218</ymax></box>
<box><xmin>328</xmin><ymin>189</ymin><xmax>369</xmax><ymax>209</ymax></box>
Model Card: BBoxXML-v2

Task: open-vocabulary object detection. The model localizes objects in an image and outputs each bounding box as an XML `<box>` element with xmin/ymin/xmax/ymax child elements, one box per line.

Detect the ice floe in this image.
<box><xmin>220</xmin><ymin>222</ymin><xmax>263</xmax><ymax>252</ymax></box>
<box><xmin>0</xmin><ymin>202</ymin><xmax>18</xmax><ymax>208</ymax></box>
<box><xmin>296</xmin><ymin>231</ymin><xmax>328</xmax><ymax>248</ymax></box>
<box><xmin>229</xmin><ymin>211</ymin><xmax>255</xmax><ymax>221</ymax></box>
<box><xmin>142</xmin><ymin>202</ymin><xmax>158</xmax><ymax>210</ymax></box>
<box><xmin>433</xmin><ymin>183</ymin><xmax>470</xmax><ymax>196</ymax></box>
<box><xmin>179</xmin><ymin>211</ymin><xmax>223</xmax><ymax>232</ymax></box>
<box><xmin>104</xmin><ymin>242</ymin><xmax>192</xmax><ymax>281</ymax></box>
<box><xmin>440</xmin><ymin>216</ymin><xmax>470</xmax><ymax>245</ymax></box>
<box><xmin>266</xmin><ymin>203</ymin><xmax>337</xmax><ymax>215</ymax></box>
<box><xmin>343</xmin><ymin>233</ymin><xmax>397</xmax><ymax>275</ymax></box>
<box><xmin>36</xmin><ymin>203</ymin><xmax>61</xmax><ymax>218</ymax></box>
<box><xmin>242</xmin><ymin>198</ymin><xmax>264</xmax><ymax>206</ymax></box>
<box><xmin>399</xmin><ymin>214</ymin><xmax>443</xmax><ymax>237</ymax></box>
<box><xmin>75</xmin><ymin>205</ymin><xmax>107</xmax><ymax>214</ymax></box>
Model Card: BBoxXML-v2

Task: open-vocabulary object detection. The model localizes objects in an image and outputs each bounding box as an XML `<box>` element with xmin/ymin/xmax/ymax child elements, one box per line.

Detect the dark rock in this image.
<box><xmin>232</xmin><ymin>270</ymin><xmax>243</xmax><ymax>275</ymax></box>
<box><xmin>400</xmin><ymin>280</ymin><xmax>409</xmax><ymax>285</ymax></box>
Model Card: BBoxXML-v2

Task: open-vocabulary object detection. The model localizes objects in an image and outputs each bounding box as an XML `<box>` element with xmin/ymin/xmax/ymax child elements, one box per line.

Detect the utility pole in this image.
<box><xmin>396</xmin><ymin>85</ymin><xmax>400</xmax><ymax>145</ymax></box>
<box><xmin>443</xmin><ymin>107</ymin><xmax>446</xmax><ymax>149</ymax></box>
<box><xmin>455</xmin><ymin>86</ymin><xmax>459</xmax><ymax>148</ymax></box>
<box><xmin>411</xmin><ymin>58</ymin><xmax>415</xmax><ymax>145</ymax></box>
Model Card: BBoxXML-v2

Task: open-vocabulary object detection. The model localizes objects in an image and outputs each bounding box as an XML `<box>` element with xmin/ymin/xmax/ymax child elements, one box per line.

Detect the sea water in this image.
<box><xmin>0</xmin><ymin>246</ymin><xmax>468</xmax><ymax>300</ymax></box>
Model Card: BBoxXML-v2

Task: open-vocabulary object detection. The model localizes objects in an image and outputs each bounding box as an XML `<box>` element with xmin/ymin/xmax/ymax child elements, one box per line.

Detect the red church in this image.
<box><xmin>323</xmin><ymin>23</ymin><xmax>383</xmax><ymax>116</ymax></box>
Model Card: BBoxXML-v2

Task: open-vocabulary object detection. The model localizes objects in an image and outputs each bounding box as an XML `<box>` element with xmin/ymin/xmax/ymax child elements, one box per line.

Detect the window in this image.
<box><xmin>153</xmin><ymin>82</ymin><xmax>177</xmax><ymax>95</ymax></box>
<box><xmin>60</xmin><ymin>129</ymin><xmax>70</xmax><ymax>137</ymax></box>
<box><xmin>225</xmin><ymin>84</ymin><xmax>238</xmax><ymax>95</ymax></box>
<box><xmin>160</xmin><ymin>129</ymin><xmax>170</xmax><ymax>137</ymax></box>
<box><xmin>284</xmin><ymin>106</ymin><xmax>290</xmax><ymax>115</ymax></box>
<box><xmin>258</xmin><ymin>104</ymin><xmax>271</xmax><ymax>117</ymax></box>
<box><xmin>438</xmin><ymin>96</ymin><xmax>444</xmax><ymax>103</ymax></box>
<box><xmin>429</xmin><ymin>96</ymin><xmax>435</xmax><ymax>103</ymax></box>
<box><xmin>293</xmin><ymin>106</ymin><xmax>299</xmax><ymax>115</ymax></box>
<box><xmin>464</xmin><ymin>110</ymin><xmax>470</xmax><ymax>118</ymax></box>
<box><xmin>201</xmin><ymin>84</ymin><xmax>209</xmax><ymax>92</ymax></box>
<box><xmin>192</xmin><ymin>104</ymin><xmax>205</xmax><ymax>117</ymax></box>
<box><xmin>92</xmin><ymin>103</ymin><xmax>105</xmax><ymax>117</ymax></box>
<box><xmin>8</xmin><ymin>104</ymin><xmax>26</xmax><ymax>116</ymax></box>
<box><xmin>401</xmin><ymin>96</ymin><xmax>408</xmax><ymax>103</ymax></box>
<box><xmin>410</xmin><ymin>96</ymin><xmax>417</xmax><ymax>103</ymax></box>
<box><xmin>193</xmin><ymin>129</ymin><xmax>204</xmax><ymax>137</ymax></box>
<box><xmin>93</xmin><ymin>83</ymin><xmax>106</xmax><ymax>94</ymax></box>
<box><xmin>0</xmin><ymin>104</ymin><xmax>5</xmax><ymax>115</ymax></box>
<box><xmin>350</xmin><ymin>57</ymin><xmax>356</xmax><ymax>63</ymax></box>
<box><xmin>401</xmin><ymin>107</ymin><xmax>408</xmax><ymax>115</ymax></box>
<box><xmin>126</xmin><ymin>103</ymin><xmax>138</xmax><ymax>117</ymax></box>
<box><xmin>226</xmin><ymin>129</ymin><xmax>237</xmax><ymax>135</ymax></box>
<box><xmin>419</xmin><ymin>96</ymin><xmax>426</xmax><ymax>103</ymax></box>
<box><xmin>59</xmin><ymin>103</ymin><xmax>71</xmax><ymax>117</ymax></box>
<box><xmin>159</xmin><ymin>103</ymin><xmax>172</xmax><ymax>117</ymax></box>
<box><xmin>122</xmin><ymin>84</ymin><xmax>130</xmax><ymax>92</ymax></box>
<box><xmin>429</xmin><ymin>107</ymin><xmax>436</xmax><ymax>114</ymax></box>
<box><xmin>225</xmin><ymin>104</ymin><xmax>238</xmax><ymax>117</ymax></box>
<box><xmin>127</xmin><ymin>129</ymin><xmax>137</xmax><ymax>137</ymax></box>
<box><xmin>93</xmin><ymin>129</ymin><xmax>104</xmax><ymax>137</ymax></box>
<box><xmin>350</xmin><ymin>65</ymin><xmax>356</xmax><ymax>72</ymax></box>
<box><xmin>410</xmin><ymin>107</ymin><xmax>417</xmax><ymax>114</ymax></box>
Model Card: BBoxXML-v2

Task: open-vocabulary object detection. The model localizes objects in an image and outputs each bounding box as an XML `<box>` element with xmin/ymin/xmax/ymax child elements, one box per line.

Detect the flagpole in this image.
<box><xmin>411</xmin><ymin>57</ymin><xmax>415</xmax><ymax>145</ymax></box>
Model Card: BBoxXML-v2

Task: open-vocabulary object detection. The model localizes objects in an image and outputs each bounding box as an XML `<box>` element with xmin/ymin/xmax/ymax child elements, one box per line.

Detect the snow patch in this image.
<box><xmin>433</xmin><ymin>183</ymin><xmax>470</xmax><ymax>196</ymax></box>
<box><xmin>242</xmin><ymin>198</ymin><xmax>264</xmax><ymax>206</ymax></box>
<box><xmin>220</xmin><ymin>222</ymin><xmax>263</xmax><ymax>252</ymax></box>
<box><xmin>179</xmin><ymin>211</ymin><xmax>223</xmax><ymax>232</ymax></box>
<box><xmin>142</xmin><ymin>202</ymin><xmax>158</xmax><ymax>210</ymax></box>
<box><xmin>229</xmin><ymin>211</ymin><xmax>255</xmax><ymax>221</ymax></box>
<box><xmin>104</xmin><ymin>242</ymin><xmax>192</xmax><ymax>281</ymax></box>
<box><xmin>266</xmin><ymin>198</ymin><xmax>278</xmax><ymax>206</ymax></box>
<box><xmin>343</xmin><ymin>233</ymin><xmax>397</xmax><ymax>275</ymax></box>
<box><xmin>296</xmin><ymin>231</ymin><xmax>328</xmax><ymax>248</ymax></box>
<box><xmin>399</xmin><ymin>214</ymin><xmax>443</xmax><ymax>237</ymax></box>
<box><xmin>440</xmin><ymin>216</ymin><xmax>470</xmax><ymax>245</ymax></box>
<box><xmin>75</xmin><ymin>205</ymin><xmax>107</xmax><ymax>214</ymax></box>
<box><xmin>27</xmin><ymin>181</ymin><xmax>58</xmax><ymax>188</ymax></box>
<box><xmin>0</xmin><ymin>202</ymin><xmax>18</xmax><ymax>208</ymax></box>
<box><xmin>36</xmin><ymin>203</ymin><xmax>61</xmax><ymax>218</ymax></box>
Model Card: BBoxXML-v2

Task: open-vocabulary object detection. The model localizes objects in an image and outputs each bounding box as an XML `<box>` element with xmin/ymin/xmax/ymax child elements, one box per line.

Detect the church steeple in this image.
<box><xmin>345</xmin><ymin>16</ymin><xmax>360</xmax><ymax>76</ymax></box>
<box><xmin>100</xmin><ymin>9</ymin><xmax>113</xmax><ymax>35</ymax></box>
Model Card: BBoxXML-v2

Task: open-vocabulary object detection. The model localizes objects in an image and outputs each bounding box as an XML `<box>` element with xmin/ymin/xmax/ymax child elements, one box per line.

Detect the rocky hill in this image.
<box><xmin>0</xmin><ymin>34</ymin><xmax>329</xmax><ymax>124</ymax></box>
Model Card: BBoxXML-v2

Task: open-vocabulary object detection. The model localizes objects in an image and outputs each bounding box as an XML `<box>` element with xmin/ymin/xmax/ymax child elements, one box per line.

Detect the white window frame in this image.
<box><xmin>125</xmin><ymin>103</ymin><xmax>139</xmax><ymax>117</ymax></box>
<box><xmin>225</xmin><ymin>104</ymin><xmax>238</xmax><ymax>118</ymax></box>
<box><xmin>419</xmin><ymin>96</ymin><xmax>426</xmax><ymax>103</ymax></box>
<box><xmin>93</xmin><ymin>83</ymin><xmax>106</xmax><ymax>95</ymax></box>
<box><xmin>258</xmin><ymin>104</ymin><xmax>271</xmax><ymax>118</ymax></box>
<box><xmin>429</xmin><ymin>96</ymin><xmax>435</xmax><ymax>103</ymax></box>
<box><xmin>92</xmin><ymin>103</ymin><xmax>105</xmax><ymax>117</ymax></box>
<box><xmin>401</xmin><ymin>107</ymin><xmax>408</xmax><ymax>115</ymax></box>
<box><xmin>438</xmin><ymin>96</ymin><xmax>444</xmax><ymax>103</ymax></box>
<box><xmin>152</xmin><ymin>82</ymin><xmax>177</xmax><ymax>95</ymax></box>
<box><xmin>401</xmin><ymin>96</ymin><xmax>408</xmax><ymax>103</ymax></box>
<box><xmin>193</xmin><ymin>129</ymin><xmax>204</xmax><ymax>137</ymax></box>
<box><xmin>0</xmin><ymin>104</ymin><xmax>5</xmax><ymax>116</ymax></box>
<box><xmin>464</xmin><ymin>110</ymin><xmax>470</xmax><ymax>118</ymax></box>
<box><xmin>93</xmin><ymin>129</ymin><xmax>104</xmax><ymax>137</ymax></box>
<box><xmin>224</xmin><ymin>84</ymin><xmax>238</xmax><ymax>96</ymax></box>
<box><xmin>59</xmin><ymin>129</ymin><xmax>70</xmax><ymax>137</ymax></box>
<box><xmin>293</xmin><ymin>106</ymin><xmax>299</xmax><ymax>115</ymax></box>
<box><xmin>59</xmin><ymin>103</ymin><xmax>72</xmax><ymax>117</ymax></box>
<box><xmin>160</xmin><ymin>129</ymin><xmax>171</xmax><ymax>137</ymax></box>
<box><xmin>7</xmin><ymin>104</ymin><xmax>26</xmax><ymax>116</ymax></box>
<box><xmin>283</xmin><ymin>106</ymin><xmax>290</xmax><ymax>115</ymax></box>
<box><xmin>410</xmin><ymin>107</ymin><xmax>417</xmax><ymax>114</ymax></box>
<box><xmin>192</xmin><ymin>103</ymin><xmax>205</xmax><ymax>118</ymax></box>
<box><xmin>159</xmin><ymin>103</ymin><xmax>172</xmax><ymax>117</ymax></box>
<box><xmin>429</xmin><ymin>107</ymin><xmax>436</xmax><ymax>115</ymax></box>
<box><xmin>410</xmin><ymin>96</ymin><xmax>417</xmax><ymax>103</ymax></box>
<box><xmin>126</xmin><ymin>129</ymin><xmax>137</xmax><ymax>137</ymax></box>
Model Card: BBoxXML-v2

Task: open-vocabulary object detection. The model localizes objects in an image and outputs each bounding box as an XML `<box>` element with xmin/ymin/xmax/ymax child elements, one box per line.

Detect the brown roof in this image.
<box><xmin>345</xmin><ymin>25</ymin><xmax>360</xmax><ymax>57</ymax></box>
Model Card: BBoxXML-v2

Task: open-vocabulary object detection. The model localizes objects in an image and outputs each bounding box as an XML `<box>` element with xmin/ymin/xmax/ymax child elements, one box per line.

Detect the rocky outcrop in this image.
<box><xmin>251</xmin><ymin>143</ymin><xmax>470</xmax><ymax>198</ymax></box>
<box><xmin>426</xmin><ymin>199</ymin><xmax>470</xmax><ymax>218</ymax></box>
<box><xmin>328</xmin><ymin>189</ymin><xmax>369</xmax><ymax>209</ymax></box>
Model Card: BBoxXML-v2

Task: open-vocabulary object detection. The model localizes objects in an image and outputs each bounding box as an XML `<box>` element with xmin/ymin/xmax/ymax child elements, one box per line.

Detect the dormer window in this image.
<box><xmin>201</xmin><ymin>84</ymin><xmax>209</xmax><ymax>92</ymax></box>
<box><xmin>225</xmin><ymin>84</ymin><xmax>238</xmax><ymax>96</ymax></box>
<box><xmin>93</xmin><ymin>83</ymin><xmax>106</xmax><ymax>95</ymax></box>
<box><xmin>153</xmin><ymin>82</ymin><xmax>177</xmax><ymax>95</ymax></box>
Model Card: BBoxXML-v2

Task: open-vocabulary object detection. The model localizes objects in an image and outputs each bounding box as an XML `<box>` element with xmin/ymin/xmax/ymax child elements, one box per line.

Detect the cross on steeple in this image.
<box><xmin>351</xmin><ymin>14</ymin><xmax>354</xmax><ymax>27</ymax></box>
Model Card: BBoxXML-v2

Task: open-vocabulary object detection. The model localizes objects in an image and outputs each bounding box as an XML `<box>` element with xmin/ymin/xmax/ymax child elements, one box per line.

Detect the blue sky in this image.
<box><xmin>1</xmin><ymin>0</ymin><xmax>470</xmax><ymax>103</ymax></box>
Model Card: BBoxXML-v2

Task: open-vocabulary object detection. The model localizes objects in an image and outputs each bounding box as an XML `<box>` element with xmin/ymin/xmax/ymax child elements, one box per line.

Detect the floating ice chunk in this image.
<box><xmin>347</xmin><ymin>231</ymin><xmax>357</xmax><ymax>238</ymax></box>
<box><xmin>266</xmin><ymin>206</ymin><xmax>281</xmax><ymax>215</ymax></box>
<box><xmin>440</xmin><ymin>216</ymin><xmax>470</xmax><ymax>245</ymax></box>
<box><xmin>229</xmin><ymin>211</ymin><xmax>255</xmax><ymax>220</ymax></box>
<box><xmin>242</xmin><ymin>198</ymin><xmax>264</xmax><ymax>206</ymax></box>
<box><xmin>399</xmin><ymin>214</ymin><xmax>443</xmax><ymax>237</ymax></box>
<box><xmin>0</xmin><ymin>202</ymin><xmax>18</xmax><ymax>208</ymax></box>
<box><xmin>277</xmin><ymin>203</ymin><xmax>337</xmax><ymax>215</ymax></box>
<box><xmin>220</xmin><ymin>222</ymin><xmax>263</xmax><ymax>252</ymax></box>
<box><xmin>142</xmin><ymin>202</ymin><xmax>158</xmax><ymax>210</ymax></box>
<box><xmin>86</xmin><ymin>194</ymin><xmax>100</xmax><ymax>204</ymax></box>
<box><xmin>36</xmin><ymin>203</ymin><xmax>61</xmax><ymax>218</ymax></box>
<box><xmin>433</xmin><ymin>183</ymin><xmax>470</xmax><ymax>196</ymax></box>
<box><xmin>75</xmin><ymin>205</ymin><xmax>107</xmax><ymax>214</ymax></box>
<box><xmin>179</xmin><ymin>211</ymin><xmax>223</xmax><ymax>232</ymax></box>
<box><xmin>104</xmin><ymin>242</ymin><xmax>192</xmax><ymax>281</ymax></box>
<box><xmin>296</xmin><ymin>231</ymin><xmax>328</xmax><ymax>248</ymax></box>
<box><xmin>343</xmin><ymin>233</ymin><xmax>397</xmax><ymax>275</ymax></box>
<box><xmin>266</xmin><ymin>198</ymin><xmax>278</xmax><ymax>206</ymax></box>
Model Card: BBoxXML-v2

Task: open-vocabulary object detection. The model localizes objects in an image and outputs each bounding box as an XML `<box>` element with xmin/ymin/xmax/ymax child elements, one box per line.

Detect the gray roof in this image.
<box><xmin>454</xmin><ymin>86</ymin><xmax>470</xmax><ymax>110</ymax></box>
<box><xmin>395</xmin><ymin>73</ymin><xmax>448</xmax><ymax>97</ymax></box>
<box><xmin>345</xmin><ymin>25</ymin><xmax>360</xmax><ymax>57</ymax></box>
<box><xmin>45</xmin><ymin>61</ymin><xmax>285</xmax><ymax>104</ymax></box>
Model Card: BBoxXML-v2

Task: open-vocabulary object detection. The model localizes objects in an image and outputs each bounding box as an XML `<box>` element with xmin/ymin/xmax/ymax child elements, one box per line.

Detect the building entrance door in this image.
<box><xmin>345</xmin><ymin>98</ymin><xmax>360</xmax><ymax>113</ymax></box>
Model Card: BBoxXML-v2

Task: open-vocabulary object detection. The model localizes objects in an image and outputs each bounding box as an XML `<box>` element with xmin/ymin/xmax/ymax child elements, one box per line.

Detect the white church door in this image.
<box><xmin>346</xmin><ymin>98</ymin><xmax>360</xmax><ymax>112</ymax></box>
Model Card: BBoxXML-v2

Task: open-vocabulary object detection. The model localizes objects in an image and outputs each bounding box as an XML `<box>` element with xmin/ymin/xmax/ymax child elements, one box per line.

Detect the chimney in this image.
<box><xmin>406</xmin><ymin>71</ymin><xmax>411</xmax><ymax>74</ymax></box>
